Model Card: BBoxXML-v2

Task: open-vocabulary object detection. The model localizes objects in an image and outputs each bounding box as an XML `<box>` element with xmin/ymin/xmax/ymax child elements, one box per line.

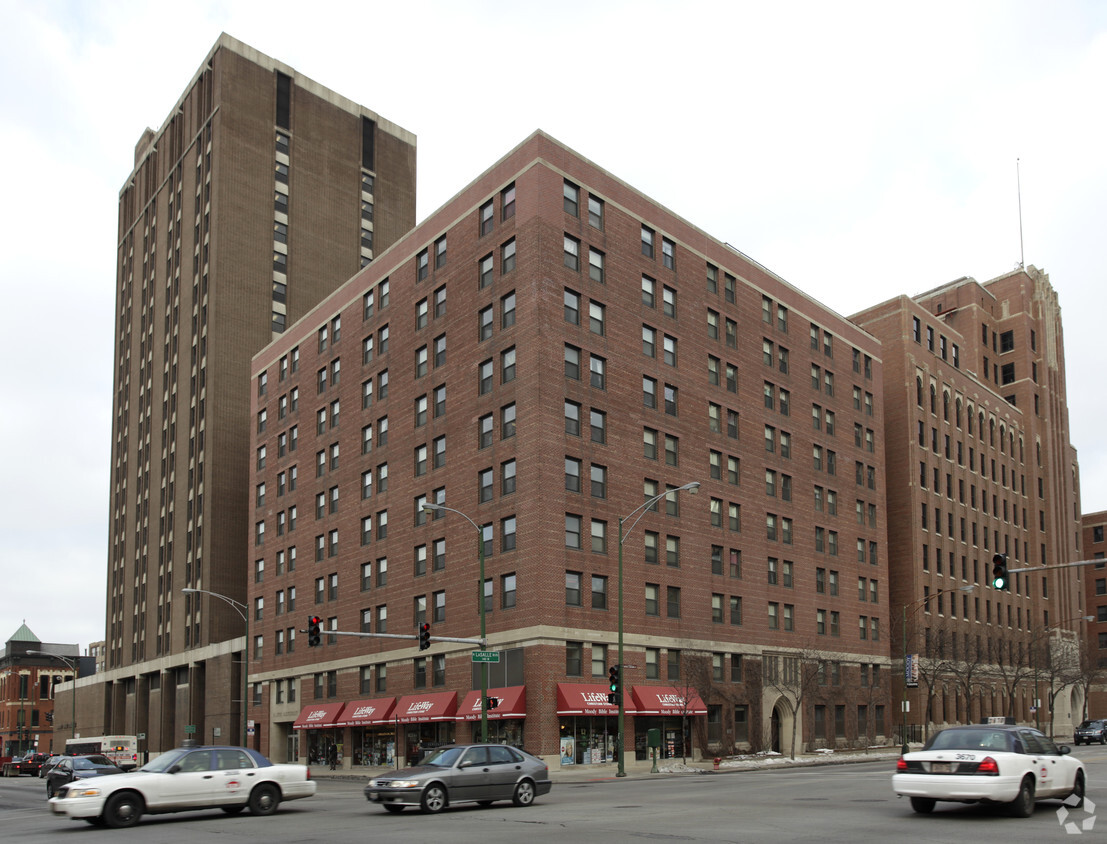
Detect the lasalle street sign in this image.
<box><xmin>471</xmin><ymin>651</ymin><xmax>500</xmax><ymax>663</ymax></box>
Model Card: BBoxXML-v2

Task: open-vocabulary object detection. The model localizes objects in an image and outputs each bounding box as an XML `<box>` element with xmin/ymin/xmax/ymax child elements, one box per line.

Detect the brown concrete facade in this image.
<box><xmin>91</xmin><ymin>34</ymin><xmax>416</xmax><ymax>754</ymax></box>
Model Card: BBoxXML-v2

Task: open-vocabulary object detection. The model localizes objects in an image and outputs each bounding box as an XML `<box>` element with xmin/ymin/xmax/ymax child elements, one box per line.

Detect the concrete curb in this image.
<box><xmin>307</xmin><ymin>749</ymin><xmax>902</xmax><ymax>785</ymax></box>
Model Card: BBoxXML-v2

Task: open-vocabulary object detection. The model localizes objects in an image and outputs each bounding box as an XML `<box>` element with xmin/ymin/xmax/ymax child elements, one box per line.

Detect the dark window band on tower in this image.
<box><xmin>362</xmin><ymin>117</ymin><xmax>376</xmax><ymax>172</ymax></box>
<box><xmin>276</xmin><ymin>71</ymin><xmax>292</xmax><ymax>130</ymax></box>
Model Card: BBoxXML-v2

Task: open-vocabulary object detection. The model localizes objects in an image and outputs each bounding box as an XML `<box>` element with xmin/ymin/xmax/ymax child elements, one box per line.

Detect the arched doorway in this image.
<box><xmin>770</xmin><ymin>706</ymin><xmax>781</xmax><ymax>754</ymax></box>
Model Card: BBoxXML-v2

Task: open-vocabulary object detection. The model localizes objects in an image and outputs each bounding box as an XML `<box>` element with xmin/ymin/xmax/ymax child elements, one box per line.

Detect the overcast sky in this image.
<box><xmin>2</xmin><ymin>0</ymin><xmax>1105</xmax><ymax>649</ymax></box>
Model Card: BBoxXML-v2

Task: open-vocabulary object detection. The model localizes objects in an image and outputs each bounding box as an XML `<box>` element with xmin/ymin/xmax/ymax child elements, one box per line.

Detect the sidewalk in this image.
<box><xmin>306</xmin><ymin>747</ymin><xmax>901</xmax><ymax>784</ymax></box>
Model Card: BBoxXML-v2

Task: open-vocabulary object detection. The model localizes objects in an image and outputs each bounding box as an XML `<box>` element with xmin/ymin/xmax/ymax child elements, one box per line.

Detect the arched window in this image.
<box><xmin>955</xmin><ymin>397</ymin><xmax>962</xmax><ymax>429</ymax></box>
<box><xmin>916</xmin><ymin>376</ymin><xmax>923</xmax><ymax>407</ymax></box>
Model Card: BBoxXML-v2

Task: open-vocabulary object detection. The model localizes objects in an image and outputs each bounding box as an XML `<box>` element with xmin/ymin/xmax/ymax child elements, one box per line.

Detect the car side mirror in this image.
<box><xmin>168</xmin><ymin>764</ymin><xmax>182</xmax><ymax>774</ymax></box>
<box><xmin>1058</xmin><ymin>745</ymin><xmax>1072</xmax><ymax>755</ymax></box>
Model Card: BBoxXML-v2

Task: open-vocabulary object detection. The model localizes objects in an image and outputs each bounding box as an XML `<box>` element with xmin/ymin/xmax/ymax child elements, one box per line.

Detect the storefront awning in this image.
<box><xmin>393</xmin><ymin>691</ymin><xmax>458</xmax><ymax>723</ymax></box>
<box><xmin>457</xmin><ymin>686</ymin><xmax>526</xmax><ymax>720</ymax></box>
<box><xmin>555</xmin><ymin>683</ymin><xmax>633</xmax><ymax>715</ymax></box>
<box><xmin>292</xmin><ymin>702</ymin><xmax>346</xmax><ymax>730</ymax></box>
<box><xmin>335</xmin><ymin>697</ymin><xmax>396</xmax><ymax>727</ymax></box>
<box><xmin>629</xmin><ymin>686</ymin><xmax>707</xmax><ymax>716</ymax></box>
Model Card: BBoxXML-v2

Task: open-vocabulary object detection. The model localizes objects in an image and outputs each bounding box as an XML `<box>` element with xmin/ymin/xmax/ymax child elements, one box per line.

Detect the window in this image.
<box><xmin>566</xmin><ymin>571</ymin><xmax>582</xmax><ymax>606</ymax></box>
<box><xmin>662</xmin><ymin>238</ymin><xmax>675</xmax><ymax>270</ymax></box>
<box><xmin>667</xmin><ymin>586</ymin><xmax>681</xmax><ymax>618</ymax></box>
<box><xmin>417</xmin><ymin>248</ymin><xmax>429</xmax><ymax>281</ymax></box>
<box><xmin>641</xmin><ymin>226</ymin><xmax>654</xmax><ymax>258</ymax></box>
<box><xmin>501</xmin><ymin>183</ymin><xmax>515</xmax><ymax>219</ymax></box>
<box><xmin>501</xmin><ymin>347</ymin><xmax>516</xmax><ymax>383</ymax></box>
<box><xmin>589</xmin><ymin>248</ymin><xmax>605</xmax><ymax>283</ymax></box>
<box><xmin>589</xmin><ymin>355</ymin><xmax>606</xmax><ymax>389</ymax></box>
<box><xmin>479</xmin><ymin>359</ymin><xmax>493</xmax><ymax>394</ymax></box>
<box><xmin>480</xmin><ymin>200</ymin><xmax>494</xmax><ymax>236</ymax></box>
<box><xmin>642</xmin><ymin>275</ymin><xmax>656</xmax><ymax>307</ymax></box>
<box><xmin>501</xmin><ymin>238</ymin><xmax>516</xmax><ymax>273</ymax></box>
<box><xmin>479</xmin><ymin>254</ymin><xmax>494</xmax><ymax>288</ymax></box>
<box><xmin>645</xmin><ymin>584</ymin><xmax>659</xmax><ymax>616</ymax></box>
<box><xmin>564</xmin><ymin>345</ymin><xmax>581</xmax><ymax>379</ymax></box>
<box><xmin>663</xmin><ymin>335</ymin><xmax>677</xmax><ymax>366</ymax></box>
<box><xmin>592</xmin><ymin>575</ymin><xmax>608</xmax><ymax>608</ymax></box>
<box><xmin>588</xmin><ymin>195</ymin><xmax>604</xmax><ymax>229</ymax></box>
<box><xmin>502</xmin><ymin>573</ymin><xmax>516</xmax><ymax>608</ymax></box>
<box><xmin>563</xmin><ymin>180</ymin><xmax>579</xmax><ymax>216</ymax></box>
<box><xmin>590</xmin><ymin>409</ymin><xmax>606</xmax><ymax>443</ymax></box>
<box><xmin>564</xmin><ymin>235</ymin><xmax>580</xmax><ymax>270</ymax></box>
<box><xmin>589</xmin><ymin>301</ymin><xmax>605</xmax><ymax>335</ymax></box>
<box><xmin>565</xmin><ymin>514</ymin><xmax>583</xmax><ymax>549</ymax></box>
<box><xmin>643</xmin><ymin>325</ymin><xmax>657</xmax><ymax>357</ymax></box>
<box><xmin>565</xmin><ymin>457</ymin><xmax>581</xmax><ymax>492</ymax></box>
<box><xmin>565</xmin><ymin>400</ymin><xmax>581</xmax><ymax>435</ymax></box>
<box><xmin>643</xmin><ymin>377</ymin><xmax>657</xmax><ymax>409</ymax></box>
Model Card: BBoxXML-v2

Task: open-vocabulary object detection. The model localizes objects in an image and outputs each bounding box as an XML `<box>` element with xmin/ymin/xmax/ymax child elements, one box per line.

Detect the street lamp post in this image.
<box><xmin>900</xmin><ymin>585</ymin><xmax>975</xmax><ymax>754</ymax></box>
<box><xmin>422</xmin><ymin>503</ymin><xmax>489</xmax><ymax>743</ymax></box>
<box><xmin>28</xmin><ymin>651</ymin><xmax>79</xmax><ymax>742</ymax></box>
<box><xmin>616</xmin><ymin>481</ymin><xmax>700</xmax><ymax>777</ymax></box>
<box><xmin>182</xmin><ymin>588</ymin><xmax>249</xmax><ymax>746</ymax></box>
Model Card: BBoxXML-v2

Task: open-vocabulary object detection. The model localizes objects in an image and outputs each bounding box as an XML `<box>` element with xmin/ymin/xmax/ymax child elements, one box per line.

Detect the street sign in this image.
<box><xmin>184</xmin><ymin>725</ymin><xmax>197</xmax><ymax>734</ymax></box>
<box><xmin>137</xmin><ymin>732</ymin><xmax>146</xmax><ymax>739</ymax></box>
<box><xmin>471</xmin><ymin>651</ymin><xmax>500</xmax><ymax>663</ymax></box>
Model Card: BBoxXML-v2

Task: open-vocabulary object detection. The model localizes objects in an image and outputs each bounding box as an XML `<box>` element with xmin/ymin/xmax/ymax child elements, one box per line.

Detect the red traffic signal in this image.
<box><xmin>419</xmin><ymin>622</ymin><xmax>431</xmax><ymax>650</ymax></box>
<box><xmin>307</xmin><ymin>615</ymin><xmax>322</xmax><ymax>647</ymax></box>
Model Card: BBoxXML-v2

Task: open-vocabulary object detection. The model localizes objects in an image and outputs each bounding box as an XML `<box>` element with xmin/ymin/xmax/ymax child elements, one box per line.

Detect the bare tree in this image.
<box><xmin>987</xmin><ymin>630</ymin><xmax>1035</xmax><ymax>720</ymax></box>
<box><xmin>913</xmin><ymin>625</ymin><xmax>955</xmax><ymax>739</ymax></box>
<box><xmin>761</xmin><ymin>644</ymin><xmax>825</xmax><ymax>760</ymax></box>
<box><xmin>944</xmin><ymin>627</ymin><xmax>990</xmax><ymax>725</ymax></box>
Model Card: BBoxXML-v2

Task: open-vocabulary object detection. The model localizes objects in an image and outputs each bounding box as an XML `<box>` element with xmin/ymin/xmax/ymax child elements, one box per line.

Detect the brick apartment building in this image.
<box><xmin>0</xmin><ymin>624</ymin><xmax>82</xmax><ymax>756</ymax></box>
<box><xmin>247</xmin><ymin>131</ymin><xmax>892</xmax><ymax>770</ymax></box>
<box><xmin>853</xmin><ymin>267</ymin><xmax>1087</xmax><ymax>739</ymax></box>
<box><xmin>61</xmin><ymin>34</ymin><xmax>416</xmax><ymax>754</ymax></box>
<box><xmin>1082</xmin><ymin>510</ymin><xmax>1107</xmax><ymax>716</ymax></box>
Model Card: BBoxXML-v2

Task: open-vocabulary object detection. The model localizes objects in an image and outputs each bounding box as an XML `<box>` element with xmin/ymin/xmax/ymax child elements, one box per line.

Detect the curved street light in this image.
<box><xmin>616</xmin><ymin>480</ymin><xmax>700</xmax><ymax>777</ymax></box>
<box><xmin>899</xmin><ymin>584</ymin><xmax>975</xmax><ymax>753</ymax></box>
<box><xmin>28</xmin><ymin>650</ymin><xmax>79</xmax><ymax>743</ymax></box>
<box><xmin>421</xmin><ymin>502</ymin><xmax>489</xmax><ymax>742</ymax></box>
<box><xmin>182</xmin><ymin>587</ymin><xmax>249</xmax><ymax>746</ymax></box>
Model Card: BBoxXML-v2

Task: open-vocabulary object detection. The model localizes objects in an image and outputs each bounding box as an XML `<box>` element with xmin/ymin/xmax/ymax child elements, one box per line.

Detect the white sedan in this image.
<box><xmin>892</xmin><ymin>724</ymin><xmax>1085</xmax><ymax>816</ymax></box>
<box><xmin>48</xmin><ymin>746</ymin><xmax>316</xmax><ymax>828</ymax></box>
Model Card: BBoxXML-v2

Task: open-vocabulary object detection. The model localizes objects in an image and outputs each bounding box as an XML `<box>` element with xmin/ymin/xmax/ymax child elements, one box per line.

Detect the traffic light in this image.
<box><xmin>486</xmin><ymin>696</ymin><xmax>500</xmax><ymax>710</ymax></box>
<box><xmin>607</xmin><ymin>665</ymin><xmax>620</xmax><ymax>705</ymax></box>
<box><xmin>419</xmin><ymin>622</ymin><xmax>431</xmax><ymax>650</ymax></box>
<box><xmin>991</xmin><ymin>553</ymin><xmax>1009</xmax><ymax>590</ymax></box>
<box><xmin>307</xmin><ymin>615</ymin><xmax>322</xmax><ymax>647</ymax></box>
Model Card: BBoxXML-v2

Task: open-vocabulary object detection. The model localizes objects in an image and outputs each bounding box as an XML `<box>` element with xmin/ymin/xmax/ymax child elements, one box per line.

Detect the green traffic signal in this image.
<box><xmin>991</xmin><ymin>553</ymin><xmax>1009</xmax><ymax>590</ymax></box>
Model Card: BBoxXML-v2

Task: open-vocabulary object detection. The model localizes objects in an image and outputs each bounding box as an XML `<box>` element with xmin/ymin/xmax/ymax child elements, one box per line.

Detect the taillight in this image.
<box><xmin>977</xmin><ymin>756</ymin><xmax>999</xmax><ymax>775</ymax></box>
<box><xmin>896</xmin><ymin>757</ymin><xmax>908</xmax><ymax>772</ymax></box>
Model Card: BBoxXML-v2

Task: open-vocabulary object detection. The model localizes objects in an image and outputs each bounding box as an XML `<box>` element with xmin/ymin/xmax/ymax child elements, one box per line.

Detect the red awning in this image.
<box><xmin>629</xmin><ymin>686</ymin><xmax>707</xmax><ymax>716</ymax></box>
<box><xmin>393</xmin><ymin>691</ymin><xmax>458</xmax><ymax>723</ymax></box>
<box><xmin>335</xmin><ymin>697</ymin><xmax>396</xmax><ymax>727</ymax></box>
<box><xmin>292</xmin><ymin>702</ymin><xmax>345</xmax><ymax>730</ymax></box>
<box><xmin>555</xmin><ymin>683</ymin><xmax>629</xmax><ymax>715</ymax></box>
<box><xmin>456</xmin><ymin>686</ymin><xmax>526</xmax><ymax>720</ymax></box>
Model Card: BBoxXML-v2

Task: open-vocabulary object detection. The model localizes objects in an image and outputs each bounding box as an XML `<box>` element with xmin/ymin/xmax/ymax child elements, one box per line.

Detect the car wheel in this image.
<box><xmin>1009</xmin><ymin>776</ymin><xmax>1035</xmax><ymax>818</ymax></box>
<box><xmin>909</xmin><ymin>796</ymin><xmax>936</xmax><ymax>814</ymax></box>
<box><xmin>420</xmin><ymin>783</ymin><xmax>447</xmax><ymax>814</ymax></box>
<box><xmin>512</xmin><ymin>779</ymin><xmax>536</xmax><ymax>807</ymax></box>
<box><xmin>222</xmin><ymin>805</ymin><xmax>245</xmax><ymax>815</ymax></box>
<box><xmin>46</xmin><ymin>782</ymin><xmax>55</xmax><ymax>799</ymax></box>
<box><xmin>248</xmin><ymin>783</ymin><xmax>281</xmax><ymax>816</ymax></box>
<box><xmin>1069</xmin><ymin>771</ymin><xmax>1086</xmax><ymax>808</ymax></box>
<box><xmin>1100</xmin><ymin>736</ymin><xmax>1106</xmax><ymax>745</ymax></box>
<box><xmin>103</xmin><ymin>791</ymin><xmax>144</xmax><ymax>829</ymax></box>
<box><xmin>383</xmin><ymin>804</ymin><xmax>405</xmax><ymax>813</ymax></box>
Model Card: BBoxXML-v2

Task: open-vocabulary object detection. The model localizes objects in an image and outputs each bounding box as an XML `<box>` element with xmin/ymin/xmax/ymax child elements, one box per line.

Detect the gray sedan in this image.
<box><xmin>364</xmin><ymin>744</ymin><xmax>552</xmax><ymax>813</ymax></box>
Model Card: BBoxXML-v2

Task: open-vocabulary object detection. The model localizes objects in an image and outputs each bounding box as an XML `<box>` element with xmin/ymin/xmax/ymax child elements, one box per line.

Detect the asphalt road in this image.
<box><xmin>2</xmin><ymin>747</ymin><xmax>1104</xmax><ymax>843</ymax></box>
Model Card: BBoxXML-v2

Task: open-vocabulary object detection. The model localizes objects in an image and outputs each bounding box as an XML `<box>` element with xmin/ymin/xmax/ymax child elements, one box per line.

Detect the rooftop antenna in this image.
<box><xmin>1016</xmin><ymin>158</ymin><xmax>1025</xmax><ymax>270</ymax></box>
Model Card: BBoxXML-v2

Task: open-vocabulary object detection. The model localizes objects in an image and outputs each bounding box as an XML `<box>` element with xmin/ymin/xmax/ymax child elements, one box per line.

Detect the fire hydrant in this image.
<box><xmin>713</xmin><ymin>757</ymin><xmax>721</xmax><ymax>771</ymax></box>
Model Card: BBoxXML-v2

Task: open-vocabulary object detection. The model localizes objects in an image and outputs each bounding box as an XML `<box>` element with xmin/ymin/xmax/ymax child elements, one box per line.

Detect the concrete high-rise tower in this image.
<box><xmin>80</xmin><ymin>34</ymin><xmax>415</xmax><ymax>752</ymax></box>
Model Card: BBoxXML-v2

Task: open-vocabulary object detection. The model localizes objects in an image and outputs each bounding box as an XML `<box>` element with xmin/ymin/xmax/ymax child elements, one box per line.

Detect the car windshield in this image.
<box><xmin>924</xmin><ymin>729</ymin><xmax>1010</xmax><ymax>751</ymax></box>
<box><xmin>1078</xmin><ymin>720</ymin><xmax>1101</xmax><ymax>729</ymax></box>
<box><xmin>422</xmin><ymin>746</ymin><xmax>465</xmax><ymax>767</ymax></box>
<box><xmin>73</xmin><ymin>756</ymin><xmax>112</xmax><ymax>770</ymax></box>
<box><xmin>139</xmin><ymin>748</ymin><xmax>190</xmax><ymax>773</ymax></box>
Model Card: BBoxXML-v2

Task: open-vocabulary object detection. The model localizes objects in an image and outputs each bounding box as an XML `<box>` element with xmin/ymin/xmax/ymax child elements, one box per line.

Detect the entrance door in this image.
<box><xmin>286</xmin><ymin>731</ymin><xmax>299</xmax><ymax>764</ymax></box>
<box><xmin>770</xmin><ymin>707</ymin><xmax>781</xmax><ymax>754</ymax></box>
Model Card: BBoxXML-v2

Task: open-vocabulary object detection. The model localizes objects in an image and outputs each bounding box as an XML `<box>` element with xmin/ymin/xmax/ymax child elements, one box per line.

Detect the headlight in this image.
<box><xmin>368</xmin><ymin>778</ymin><xmax>378</xmax><ymax>787</ymax></box>
<box><xmin>68</xmin><ymin>787</ymin><xmax>104</xmax><ymax>798</ymax></box>
<box><xmin>390</xmin><ymin>779</ymin><xmax>421</xmax><ymax>788</ymax></box>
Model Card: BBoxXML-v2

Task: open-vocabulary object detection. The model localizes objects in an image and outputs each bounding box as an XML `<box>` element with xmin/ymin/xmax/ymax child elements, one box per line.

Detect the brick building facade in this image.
<box><xmin>247</xmin><ymin>131</ymin><xmax>891</xmax><ymax>770</ymax></box>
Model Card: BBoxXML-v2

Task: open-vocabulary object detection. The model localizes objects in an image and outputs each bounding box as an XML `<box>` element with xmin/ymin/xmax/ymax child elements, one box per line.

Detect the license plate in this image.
<box><xmin>930</xmin><ymin>762</ymin><xmax>951</xmax><ymax>774</ymax></box>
